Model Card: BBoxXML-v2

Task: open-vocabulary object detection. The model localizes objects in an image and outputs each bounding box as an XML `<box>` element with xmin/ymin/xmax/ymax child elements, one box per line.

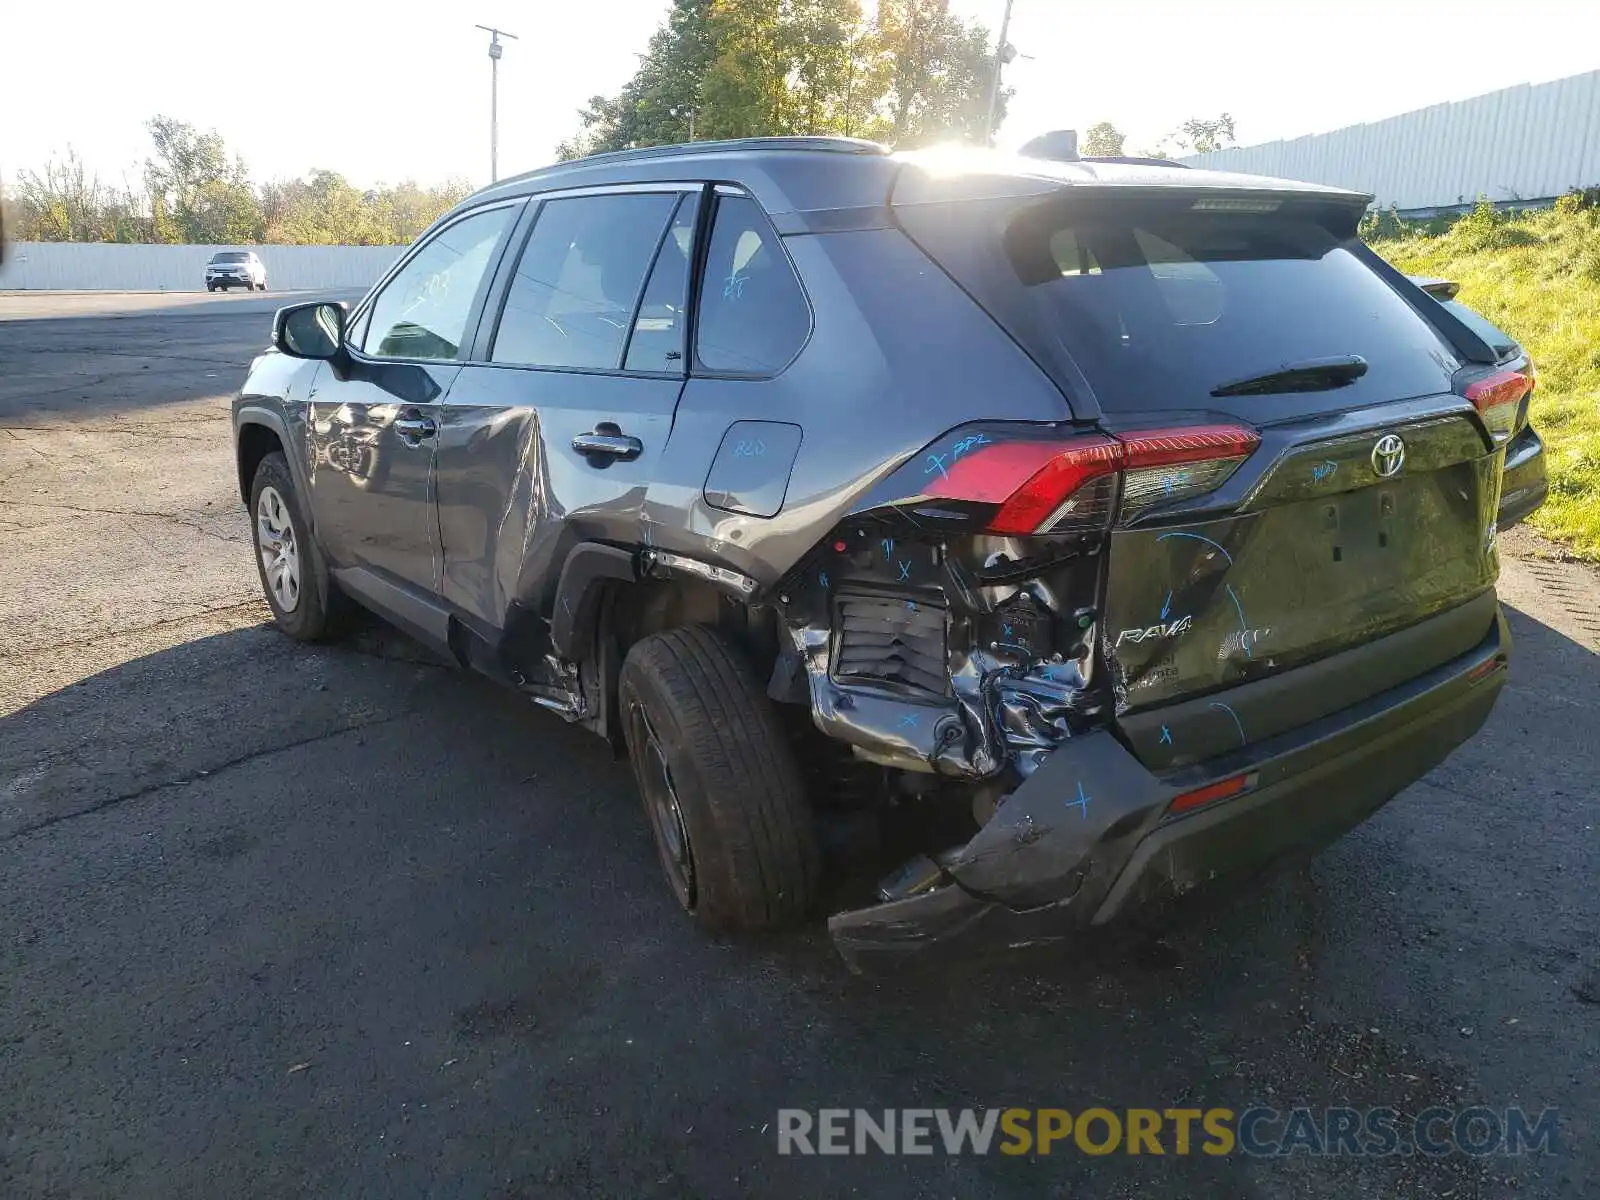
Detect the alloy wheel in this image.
<box><xmin>255</xmin><ymin>485</ymin><xmax>302</xmax><ymax>613</ymax></box>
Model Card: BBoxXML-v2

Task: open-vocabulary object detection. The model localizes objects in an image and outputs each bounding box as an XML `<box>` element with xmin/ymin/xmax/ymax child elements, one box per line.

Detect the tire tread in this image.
<box><xmin>623</xmin><ymin>625</ymin><xmax>820</xmax><ymax>929</ymax></box>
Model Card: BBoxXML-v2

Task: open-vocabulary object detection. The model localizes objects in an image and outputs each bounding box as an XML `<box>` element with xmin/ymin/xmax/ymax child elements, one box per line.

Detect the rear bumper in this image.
<box><xmin>1499</xmin><ymin>424</ymin><xmax>1547</xmax><ymax>530</ymax></box>
<box><xmin>828</xmin><ymin>604</ymin><xmax>1510</xmax><ymax>970</ymax></box>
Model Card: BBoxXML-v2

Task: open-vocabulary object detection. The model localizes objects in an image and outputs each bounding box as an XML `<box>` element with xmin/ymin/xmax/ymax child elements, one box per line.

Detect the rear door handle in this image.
<box><xmin>394</xmin><ymin>411</ymin><xmax>437</xmax><ymax>445</ymax></box>
<box><xmin>572</xmin><ymin>429</ymin><xmax>643</xmax><ymax>461</ymax></box>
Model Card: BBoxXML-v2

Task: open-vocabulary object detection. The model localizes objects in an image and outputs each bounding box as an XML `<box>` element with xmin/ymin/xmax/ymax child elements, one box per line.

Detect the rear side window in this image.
<box><xmin>492</xmin><ymin>193</ymin><xmax>679</xmax><ymax>371</ymax></box>
<box><xmin>907</xmin><ymin>198</ymin><xmax>1464</xmax><ymax>413</ymax></box>
<box><xmin>694</xmin><ymin>194</ymin><xmax>810</xmax><ymax>375</ymax></box>
<box><xmin>624</xmin><ymin>194</ymin><xmax>699</xmax><ymax>373</ymax></box>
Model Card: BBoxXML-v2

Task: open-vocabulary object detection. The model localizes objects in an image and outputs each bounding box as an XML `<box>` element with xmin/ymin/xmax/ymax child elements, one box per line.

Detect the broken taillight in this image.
<box><xmin>925</xmin><ymin>425</ymin><xmax>1260</xmax><ymax>535</ymax></box>
<box><xmin>1463</xmin><ymin>369</ymin><xmax>1530</xmax><ymax>444</ymax></box>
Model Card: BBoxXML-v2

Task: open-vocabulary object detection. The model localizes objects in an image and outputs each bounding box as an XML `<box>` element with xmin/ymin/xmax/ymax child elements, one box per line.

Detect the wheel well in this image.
<box><xmin>584</xmin><ymin>577</ymin><xmax>783</xmax><ymax>745</ymax></box>
<box><xmin>236</xmin><ymin>422</ymin><xmax>285</xmax><ymax>503</ymax></box>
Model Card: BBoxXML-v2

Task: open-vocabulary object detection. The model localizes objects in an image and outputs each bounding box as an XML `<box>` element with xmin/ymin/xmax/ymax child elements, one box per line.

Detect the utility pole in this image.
<box><xmin>983</xmin><ymin>0</ymin><xmax>1016</xmax><ymax>146</ymax></box>
<box><xmin>475</xmin><ymin>24</ymin><xmax>519</xmax><ymax>182</ymax></box>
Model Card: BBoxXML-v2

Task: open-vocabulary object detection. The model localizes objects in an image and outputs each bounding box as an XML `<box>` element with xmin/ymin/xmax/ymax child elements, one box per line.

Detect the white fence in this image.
<box><xmin>0</xmin><ymin>243</ymin><xmax>401</xmax><ymax>292</ymax></box>
<box><xmin>1185</xmin><ymin>69</ymin><xmax>1600</xmax><ymax>214</ymax></box>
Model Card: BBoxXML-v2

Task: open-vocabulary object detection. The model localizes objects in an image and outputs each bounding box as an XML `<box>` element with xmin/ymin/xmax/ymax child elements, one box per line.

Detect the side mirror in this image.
<box><xmin>273</xmin><ymin>301</ymin><xmax>347</xmax><ymax>360</ymax></box>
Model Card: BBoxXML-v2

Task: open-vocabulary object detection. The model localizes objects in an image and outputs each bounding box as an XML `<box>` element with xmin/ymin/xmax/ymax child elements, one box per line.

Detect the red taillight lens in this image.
<box><xmin>988</xmin><ymin>439</ymin><xmax>1123</xmax><ymax>534</ymax></box>
<box><xmin>1119</xmin><ymin>426</ymin><xmax>1262</xmax><ymax>469</ymax></box>
<box><xmin>1464</xmin><ymin>369</ymin><xmax>1529</xmax><ymax>444</ymax></box>
<box><xmin>926</xmin><ymin>425</ymin><xmax>1260</xmax><ymax>534</ymax></box>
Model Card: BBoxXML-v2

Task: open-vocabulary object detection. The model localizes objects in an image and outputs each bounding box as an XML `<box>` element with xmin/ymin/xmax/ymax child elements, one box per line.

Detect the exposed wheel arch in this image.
<box><xmin>236</xmin><ymin>420</ymin><xmax>286</xmax><ymax>505</ymax></box>
<box><xmin>535</xmin><ymin>541</ymin><xmax>783</xmax><ymax>746</ymax></box>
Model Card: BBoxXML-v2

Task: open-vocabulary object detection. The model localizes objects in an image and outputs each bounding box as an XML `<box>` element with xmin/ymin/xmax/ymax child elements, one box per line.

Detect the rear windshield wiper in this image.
<box><xmin>1211</xmin><ymin>355</ymin><xmax>1368</xmax><ymax>397</ymax></box>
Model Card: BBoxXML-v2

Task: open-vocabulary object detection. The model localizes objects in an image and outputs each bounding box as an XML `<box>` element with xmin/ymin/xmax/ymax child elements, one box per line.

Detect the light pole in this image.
<box><xmin>983</xmin><ymin>0</ymin><xmax>1016</xmax><ymax>145</ymax></box>
<box><xmin>475</xmin><ymin>24</ymin><xmax>519</xmax><ymax>182</ymax></box>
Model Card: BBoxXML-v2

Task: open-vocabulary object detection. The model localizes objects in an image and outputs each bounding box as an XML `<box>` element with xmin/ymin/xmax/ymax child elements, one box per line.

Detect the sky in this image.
<box><xmin>3</xmin><ymin>0</ymin><xmax>1599</xmax><ymax>190</ymax></box>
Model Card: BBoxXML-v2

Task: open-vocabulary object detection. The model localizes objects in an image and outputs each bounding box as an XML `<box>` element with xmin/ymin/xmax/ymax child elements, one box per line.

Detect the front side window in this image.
<box><xmin>362</xmin><ymin>205</ymin><xmax>514</xmax><ymax>361</ymax></box>
<box><xmin>694</xmin><ymin>194</ymin><xmax>810</xmax><ymax>375</ymax></box>
<box><xmin>491</xmin><ymin>192</ymin><xmax>680</xmax><ymax>370</ymax></box>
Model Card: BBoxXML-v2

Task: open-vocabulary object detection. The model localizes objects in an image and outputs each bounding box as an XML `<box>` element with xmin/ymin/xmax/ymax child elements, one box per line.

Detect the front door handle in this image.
<box><xmin>394</xmin><ymin>411</ymin><xmax>437</xmax><ymax>445</ymax></box>
<box><xmin>572</xmin><ymin>427</ymin><xmax>643</xmax><ymax>461</ymax></box>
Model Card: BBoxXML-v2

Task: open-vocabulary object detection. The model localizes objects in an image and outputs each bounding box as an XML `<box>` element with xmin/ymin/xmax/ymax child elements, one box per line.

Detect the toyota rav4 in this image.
<box><xmin>231</xmin><ymin>138</ymin><xmax>1518</xmax><ymax>968</ymax></box>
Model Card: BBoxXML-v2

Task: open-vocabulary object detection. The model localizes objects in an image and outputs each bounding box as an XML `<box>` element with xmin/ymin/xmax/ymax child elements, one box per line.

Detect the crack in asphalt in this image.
<box><xmin>2</xmin><ymin>426</ymin><xmax>57</xmax><ymax>463</ymax></box>
<box><xmin>0</xmin><ymin>423</ymin><xmax>231</xmax><ymax>444</ymax></box>
<box><xmin>2</xmin><ymin>710</ymin><xmax>417</xmax><ymax>843</ymax></box>
<box><xmin>0</xmin><ymin>596</ymin><xmax>266</xmax><ymax>662</ymax></box>
<box><xmin>13</xmin><ymin>345</ymin><xmax>255</xmax><ymax>368</ymax></box>
<box><xmin>0</xmin><ymin>375</ymin><xmax>113</xmax><ymax>403</ymax></box>
<box><xmin>8</xmin><ymin>499</ymin><xmax>245</xmax><ymax>543</ymax></box>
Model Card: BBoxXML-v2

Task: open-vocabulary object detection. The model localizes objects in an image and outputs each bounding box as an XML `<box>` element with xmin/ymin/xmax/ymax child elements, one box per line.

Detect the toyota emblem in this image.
<box><xmin>1371</xmin><ymin>433</ymin><xmax>1406</xmax><ymax>478</ymax></box>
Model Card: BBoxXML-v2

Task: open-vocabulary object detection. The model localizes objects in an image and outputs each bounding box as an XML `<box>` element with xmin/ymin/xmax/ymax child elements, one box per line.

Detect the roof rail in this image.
<box><xmin>1081</xmin><ymin>155</ymin><xmax>1190</xmax><ymax>169</ymax></box>
<box><xmin>556</xmin><ymin>135</ymin><xmax>890</xmax><ymax>171</ymax></box>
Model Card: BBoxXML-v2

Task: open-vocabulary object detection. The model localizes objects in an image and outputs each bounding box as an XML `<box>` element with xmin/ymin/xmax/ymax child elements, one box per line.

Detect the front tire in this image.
<box><xmin>619</xmin><ymin>626</ymin><xmax>821</xmax><ymax>931</ymax></box>
<box><xmin>248</xmin><ymin>451</ymin><xmax>343</xmax><ymax>641</ymax></box>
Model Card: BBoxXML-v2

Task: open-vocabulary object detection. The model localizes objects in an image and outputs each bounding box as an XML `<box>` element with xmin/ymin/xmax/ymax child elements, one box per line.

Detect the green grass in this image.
<box><xmin>1371</xmin><ymin>198</ymin><xmax>1600</xmax><ymax>559</ymax></box>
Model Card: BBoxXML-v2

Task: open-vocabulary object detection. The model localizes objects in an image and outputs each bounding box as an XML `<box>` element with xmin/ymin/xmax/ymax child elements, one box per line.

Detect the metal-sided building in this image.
<box><xmin>1184</xmin><ymin>69</ymin><xmax>1600</xmax><ymax>215</ymax></box>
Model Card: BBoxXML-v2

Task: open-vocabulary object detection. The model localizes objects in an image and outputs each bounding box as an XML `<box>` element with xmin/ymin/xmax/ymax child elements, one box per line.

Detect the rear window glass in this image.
<box><xmin>913</xmin><ymin>199</ymin><xmax>1463</xmax><ymax>413</ymax></box>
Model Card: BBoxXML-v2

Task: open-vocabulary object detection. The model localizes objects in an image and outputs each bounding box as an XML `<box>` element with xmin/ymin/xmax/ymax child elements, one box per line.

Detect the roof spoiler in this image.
<box><xmin>1412</xmin><ymin>277</ymin><xmax>1462</xmax><ymax>301</ymax></box>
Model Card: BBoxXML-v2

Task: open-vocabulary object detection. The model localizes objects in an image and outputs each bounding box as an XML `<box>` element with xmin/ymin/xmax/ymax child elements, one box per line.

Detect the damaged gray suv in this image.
<box><xmin>232</xmin><ymin>138</ymin><xmax>1521</xmax><ymax>968</ymax></box>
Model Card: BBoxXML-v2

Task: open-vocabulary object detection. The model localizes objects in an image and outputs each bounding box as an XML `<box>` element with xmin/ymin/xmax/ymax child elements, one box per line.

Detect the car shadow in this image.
<box><xmin>0</xmin><ymin>599</ymin><xmax>1592</xmax><ymax>1198</ymax></box>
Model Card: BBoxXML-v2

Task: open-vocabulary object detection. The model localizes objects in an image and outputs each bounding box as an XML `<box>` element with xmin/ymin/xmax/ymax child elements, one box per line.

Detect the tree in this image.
<box><xmin>561</xmin><ymin>0</ymin><xmax>718</xmax><ymax>155</ymax></box>
<box><xmin>1174</xmin><ymin>113</ymin><xmax>1236</xmax><ymax>154</ymax></box>
<box><xmin>876</xmin><ymin>0</ymin><xmax>997</xmax><ymax>147</ymax></box>
<box><xmin>1081</xmin><ymin>121</ymin><xmax>1126</xmax><ymax>158</ymax></box>
<box><xmin>700</xmin><ymin>0</ymin><xmax>794</xmax><ymax>139</ymax></box>
<box><xmin>552</xmin><ymin>0</ymin><xmax>998</xmax><ymax>156</ymax></box>
<box><xmin>144</xmin><ymin>116</ymin><xmax>263</xmax><ymax>243</ymax></box>
<box><xmin>11</xmin><ymin>118</ymin><xmax>468</xmax><ymax>245</ymax></box>
<box><xmin>259</xmin><ymin>172</ymin><xmax>470</xmax><ymax>244</ymax></box>
<box><xmin>10</xmin><ymin>149</ymin><xmax>146</xmax><ymax>242</ymax></box>
<box><xmin>783</xmin><ymin>0</ymin><xmax>864</xmax><ymax>135</ymax></box>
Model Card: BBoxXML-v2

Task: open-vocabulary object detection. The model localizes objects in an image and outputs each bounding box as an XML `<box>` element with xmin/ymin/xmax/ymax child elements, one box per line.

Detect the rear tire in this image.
<box><xmin>619</xmin><ymin>625</ymin><xmax>821</xmax><ymax>931</ymax></box>
<box><xmin>248</xmin><ymin>451</ymin><xmax>345</xmax><ymax>642</ymax></box>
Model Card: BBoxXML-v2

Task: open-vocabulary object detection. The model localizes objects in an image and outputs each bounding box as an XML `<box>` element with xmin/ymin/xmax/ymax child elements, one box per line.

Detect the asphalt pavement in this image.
<box><xmin>1</xmin><ymin>291</ymin><xmax>1596</xmax><ymax>1198</ymax></box>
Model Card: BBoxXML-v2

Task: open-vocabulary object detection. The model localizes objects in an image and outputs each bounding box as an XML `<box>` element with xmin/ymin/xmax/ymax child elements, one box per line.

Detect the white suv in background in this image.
<box><xmin>205</xmin><ymin>250</ymin><xmax>267</xmax><ymax>292</ymax></box>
